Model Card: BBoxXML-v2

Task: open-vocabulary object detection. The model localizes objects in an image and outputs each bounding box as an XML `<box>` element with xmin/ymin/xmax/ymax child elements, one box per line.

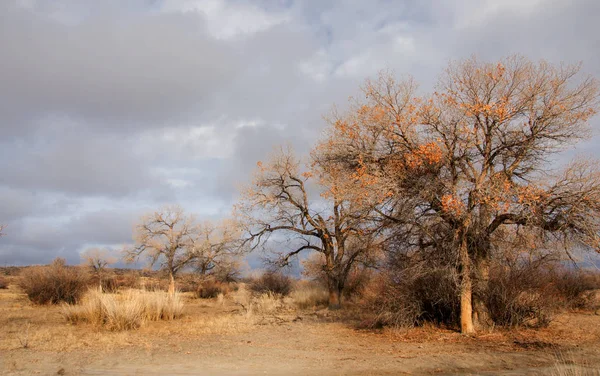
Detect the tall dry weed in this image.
<box><xmin>290</xmin><ymin>281</ymin><xmax>329</xmax><ymax>309</ymax></box>
<box><xmin>62</xmin><ymin>288</ymin><xmax>183</xmax><ymax>330</ymax></box>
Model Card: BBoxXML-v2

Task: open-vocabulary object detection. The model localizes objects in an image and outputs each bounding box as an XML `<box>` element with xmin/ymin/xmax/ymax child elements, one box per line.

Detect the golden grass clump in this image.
<box><xmin>231</xmin><ymin>285</ymin><xmax>286</xmax><ymax>318</ymax></box>
<box><xmin>62</xmin><ymin>289</ymin><xmax>183</xmax><ymax>331</ymax></box>
<box><xmin>290</xmin><ymin>281</ymin><xmax>329</xmax><ymax>309</ymax></box>
<box><xmin>253</xmin><ymin>292</ymin><xmax>283</xmax><ymax>313</ymax></box>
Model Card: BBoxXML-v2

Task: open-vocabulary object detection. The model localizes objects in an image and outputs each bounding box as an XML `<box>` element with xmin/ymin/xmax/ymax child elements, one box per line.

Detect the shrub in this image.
<box><xmin>0</xmin><ymin>276</ymin><xmax>8</xmax><ymax>289</ymax></box>
<box><xmin>114</xmin><ymin>273</ymin><xmax>140</xmax><ymax>290</ymax></box>
<box><xmin>250</xmin><ymin>271</ymin><xmax>292</xmax><ymax>296</ymax></box>
<box><xmin>19</xmin><ymin>258</ymin><xmax>90</xmax><ymax>304</ymax></box>
<box><xmin>141</xmin><ymin>278</ymin><xmax>168</xmax><ymax>291</ymax></box>
<box><xmin>485</xmin><ymin>264</ymin><xmax>559</xmax><ymax>328</ymax></box>
<box><xmin>176</xmin><ymin>273</ymin><xmax>202</xmax><ymax>293</ymax></box>
<box><xmin>196</xmin><ymin>280</ymin><xmax>229</xmax><ymax>299</ymax></box>
<box><xmin>362</xmin><ymin>254</ymin><xmax>600</xmax><ymax>330</ymax></box>
<box><xmin>302</xmin><ymin>252</ymin><xmax>374</xmax><ymax>300</ymax></box>
<box><xmin>101</xmin><ymin>276</ymin><xmax>119</xmax><ymax>293</ymax></box>
<box><xmin>178</xmin><ymin>281</ymin><xmax>198</xmax><ymax>293</ymax></box>
<box><xmin>62</xmin><ymin>288</ymin><xmax>184</xmax><ymax>331</ymax></box>
<box><xmin>372</xmin><ymin>261</ymin><xmax>561</xmax><ymax>329</ymax></box>
<box><xmin>343</xmin><ymin>267</ymin><xmax>374</xmax><ymax>299</ymax></box>
<box><xmin>552</xmin><ymin>268</ymin><xmax>600</xmax><ymax>309</ymax></box>
<box><xmin>363</xmin><ymin>267</ymin><xmax>460</xmax><ymax>328</ymax></box>
<box><xmin>89</xmin><ymin>275</ymin><xmax>119</xmax><ymax>293</ymax></box>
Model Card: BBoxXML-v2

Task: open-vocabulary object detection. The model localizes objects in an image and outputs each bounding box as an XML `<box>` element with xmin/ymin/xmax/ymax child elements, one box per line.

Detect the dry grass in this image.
<box><xmin>231</xmin><ymin>284</ymin><xmax>289</xmax><ymax>319</ymax></box>
<box><xmin>290</xmin><ymin>281</ymin><xmax>329</xmax><ymax>309</ymax></box>
<box><xmin>62</xmin><ymin>288</ymin><xmax>183</xmax><ymax>331</ymax></box>
<box><xmin>552</xmin><ymin>350</ymin><xmax>600</xmax><ymax>376</ymax></box>
<box><xmin>2</xmin><ymin>278</ymin><xmax>600</xmax><ymax>375</ymax></box>
<box><xmin>253</xmin><ymin>292</ymin><xmax>284</xmax><ymax>313</ymax></box>
<box><xmin>0</xmin><ymin>275</ymin><xmax>8</xmax><ymax>289</ymax></box>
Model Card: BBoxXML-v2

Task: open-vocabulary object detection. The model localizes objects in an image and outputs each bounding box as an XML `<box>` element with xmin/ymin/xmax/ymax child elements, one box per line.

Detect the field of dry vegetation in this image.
<box><xmin>3</xmin><ymin>55</ymin><xmax>600</xmax><ymax>375</ymax></box>
<box><xmin>1</xmin><ymin>264</ymin><xmax>600</xmax><ymax>376</ymax></box>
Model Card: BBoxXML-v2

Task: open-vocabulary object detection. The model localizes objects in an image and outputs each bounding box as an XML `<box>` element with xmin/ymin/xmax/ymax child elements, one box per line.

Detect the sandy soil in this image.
<box><xmin>1</xmin><ymin>282</ymin><xmax>600</xmax><ymax>375</ymax></box>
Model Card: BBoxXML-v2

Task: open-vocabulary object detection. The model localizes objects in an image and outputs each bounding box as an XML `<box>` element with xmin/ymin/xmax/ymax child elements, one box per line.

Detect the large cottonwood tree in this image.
<box><xmin>320</xmin><ymin>56</ymin><xmax>600</xmax><ymax>333</ymax></box>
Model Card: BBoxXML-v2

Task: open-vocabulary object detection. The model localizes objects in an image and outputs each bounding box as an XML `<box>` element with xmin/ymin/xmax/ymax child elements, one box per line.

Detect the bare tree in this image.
<box><xmin>192</xmin><ymin>218</ymin><xmax>245</xmax><ymax>281</ymax></box>
<box><xmin>237</xmin><ymin>147</ymin><xmax>378</xmax><ymax>308</ymax></box>
<box><xmin>82</xmin><ymin>247</ymin><xmax>117</xmax><ymax>272</ymax></box>
<box><xmin>321</xmin><ymin>56</ymin><xmax>600</xmax><ymax>332</ymax></box>
<box><xmin>81</xmin><ymin>247</ymin><xmax>117</xmax><ymax>290</ymax></box>
<box><xmin>124</xmin><ymin>205</ymin><xmax>197</xmax><ymax>295</ymax></box>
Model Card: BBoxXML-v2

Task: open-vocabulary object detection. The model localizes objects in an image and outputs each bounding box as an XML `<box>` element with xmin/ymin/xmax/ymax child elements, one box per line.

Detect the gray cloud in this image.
<box><xmin>1</xmin><ymin>127</ymin><xmax>168</xmax><ymax>197</ymax></box>
<box><xmin>1</xmin><ymin>0</ymin><xmax>599</xmax><ymax>266</ymax></box>
<box><xmin>0</xmin><ymin>2</ymin><xmax>240</xmax><ymax>138</ymax></box>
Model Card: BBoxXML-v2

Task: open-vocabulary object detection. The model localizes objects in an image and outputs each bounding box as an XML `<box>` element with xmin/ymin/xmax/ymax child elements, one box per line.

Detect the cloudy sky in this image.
<box><xmin>1</xmin><ymin>0</ymin><xmax>599</xmax><ymax>266</ymax></box>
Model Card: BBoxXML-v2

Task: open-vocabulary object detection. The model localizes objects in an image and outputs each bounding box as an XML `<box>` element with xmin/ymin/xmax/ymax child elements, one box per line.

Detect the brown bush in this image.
<box><xmin>89</xmin><ymin>275</ymin><xmax>119</xmax><ymax>293</ymax></box>
<box><xmin>176</xmin><ymin>273</ymin><xmax>201</xmax><ymax>293</ymax></box>
<box><xmin>141</xmin><ymin>278</ymin><xmax>169</xmax><ymax>291</ymax></box>
<box><xmin>250</xmin><ymin>271</ymin><xmax>292</xmax><ymax>296</ymax></box>
<box><xmin>362</xmin><ymin>266</ymin><xmax>460</xmax><ymax>328</ymax></box>
<box><xmin>0</xmin><ymin>266</ymin><xmax>21</xmax><ymax>276</ymax></box>
<box><xmin>369</xmin><ymin>261</ymin><xmax>565</xmax><ymax>329</ymax></box>
<box><xmin>302</xmin><ymin>253</ymin><xmax>375</xmax><ymax>300</ymax></box>
<box><xmin>196</xmin><ymin>280</ymin><xmax>229</xmax><ymax>299</ymax></box>
<box><xmin>114</xmin><ymin>273</ymin><xmax>140</xmax><ymax>290</ymax></box>
<box><xmin>485</xmin><ymin>264</ymin><xmax>559</xmax><ymax>328</ymax></box>
<box><xmin>343</xmin><ymin>267</ymin><xmax>374</xmax><ymax>299</ymax></box>
<box><xmin>101</xmin><ymin>276</ymin><xmax>119</xmax><ymax>293</ymax></box>
<box><xmin>177</xmin><ymin>280</ymin><xmax>198</xmax><ymax>293</ymax></box>
<box><xmin>19</xmin><ymin>258</ymin><xmax>90</xmax><ymax>304</ymax></box>
<box><xmin>552</xmin><ymin>268</ymin><xmax>600</xmax><ymax>310</ymax></box>
<box><xmin>0</xmin><ymin>275</ymin><xmax>8</xmax><ymax>289</ymax></box>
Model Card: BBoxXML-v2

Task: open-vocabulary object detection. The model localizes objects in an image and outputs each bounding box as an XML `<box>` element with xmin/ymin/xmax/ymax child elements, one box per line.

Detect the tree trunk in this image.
<box><xmin>472</xmin><ymin>205</ymin><xmax>492</xmax><ymax>330</ymax></box>
<box><xmin>168</xmin><ymin>273</ymin><xmax>176</xmax><ymax>296</ymax></box>
<box><xmin>328</xmin><ymin>285</ymin><xmax>342</xmax><ymax>310</ymax></box>
<box><xmin>458</xmin><ymin>231</ymin><xmax>475</xmax><ymax>334</ymax></box>
<box><xmin>326</xmin><ymin>273</ymin><xmax>343</xmax><ymax>310</ymax></box>
<box><xmin>473</xmin><ymin>256</ymin><xmax>492</xmax><ymax>330</ymax></box>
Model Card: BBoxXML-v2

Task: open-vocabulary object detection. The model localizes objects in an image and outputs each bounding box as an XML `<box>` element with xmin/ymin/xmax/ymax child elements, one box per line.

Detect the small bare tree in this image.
<box><xmin>124</xmin><ymin>205</ymin><xmax>198</xmax><ymax>295</ymax></box>
<box><xmin>192</xmin><ymin>218</ymin><xmax>245</xmax><ymax>281</ymax></box>
<box><xmin>81</xmin><ymin>247</ymin><xmax>117</xmax><ymax>291</ymax></box>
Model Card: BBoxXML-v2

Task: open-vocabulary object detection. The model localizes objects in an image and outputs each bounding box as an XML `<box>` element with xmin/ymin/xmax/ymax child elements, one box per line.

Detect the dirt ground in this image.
<box><xmin>1</xmin><ymin>282</ymin><xmax>600</xmax><ymax>376</ymax></box>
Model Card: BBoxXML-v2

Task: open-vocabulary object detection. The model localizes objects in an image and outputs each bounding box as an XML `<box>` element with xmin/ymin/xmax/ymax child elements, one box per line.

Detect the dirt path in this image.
<box><xmin>3</xmin><ymin>318</ymin><xmax>600</xmax><ymax>375</ymax></box>
<box><xmin>2</xmin><ymin>284</ymin><xmax>600</xmax><ymax>375</ymax></box>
